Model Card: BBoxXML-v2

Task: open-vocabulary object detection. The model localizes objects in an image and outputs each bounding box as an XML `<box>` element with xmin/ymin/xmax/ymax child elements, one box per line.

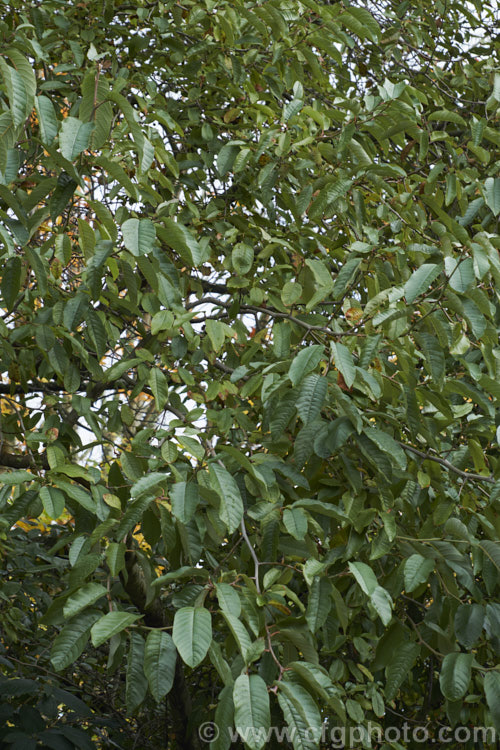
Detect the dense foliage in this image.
<box><xmin>1</xmin><ymin>0</ymin><xmax>500</xmax><ymax>747</ymax></box>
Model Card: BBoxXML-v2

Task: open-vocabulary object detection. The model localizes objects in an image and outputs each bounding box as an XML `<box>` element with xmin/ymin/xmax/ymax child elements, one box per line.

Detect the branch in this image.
<box><xmin>240</xmin><ymin>517</ymin><xmax>261</xmax><ymax>594</ymax></box>
<box><xmin>0</xmin><ymin>451</ymin><xmax>49</xmax><ymax>470</ymax></box>
<box><xmin>399</xmin><ymin>442</ymin><xmax>496</xmax><ymax>484</ymax></box>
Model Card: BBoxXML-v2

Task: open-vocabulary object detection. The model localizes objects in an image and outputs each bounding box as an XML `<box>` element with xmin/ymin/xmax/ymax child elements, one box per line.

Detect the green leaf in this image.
<box><xmin>50</xmin><ymin>610</ymin><xmax>101</xmax><ymax>671</ymax></box>
<box><xmin>86</xmin><ymin>309</ymin><xmax>107</xmax><ymax>359</ymax></box>
<box><xmin>484</xmin><ymin>177</ymin><xmax>500</xmax><ymax>216</ymax></box>
<box><xmin>171</xmin><ymin>481</ymin><xmax>199</xmax><ymax>524</ymax></box>
<box><xmin>439</xmin><ymin>652</ymin><xmax>473</xmax><ymax>700</ymax></box>
<box><xmin>369</xmin><ymin>585</ymin><xmax>393</xmax><ymax>626</ymax></box>
<box><xmin>332</xmin><ymin>257</ymin><xmax>361</xmax><ymax>299</ymax></box>
<box><xmin>341</xmin><ymin>6</ymin><xmax>380</xmax><ymax>42</ymax></box>
<box><xmin>348</xmin><ymin>561</ymin><xmax>378</xmax><ymax>595</ymax></box>
<box><xmin>305</xmin><ymin>577</ymin><xmax>332</xmax><ymax>633</ymax></box>
<box><xmin>385</xmin><ymin>642</ymin><xmax>420</xmax><ymax>701</ymax></box>
<box><xmin>95</xmin><ymin>155</ymin><xmax>138</xmax><ymax>200</ymax></box>
<box><xmin>91</xmin><ymin>612</ymin><xmax>141</xmax><ymax>648</ymax></box>
<box><xmin>288</xmin><ymin>345</ymin><xmax>324</xmax><ymax>386</ymax></box>
<box><xmin>208</xmin><ymin>463</ymin><xmax>244</xmax><ymax>533</ymax></box>
<box><xmin>157</xmin><ymin>218</ymin><xmax>207</xmax><ymax>266</ymax></box>
<box><xmin>404</xmin><ymin>554</ymin><xmax>434</xmax><ymax>592</ymax></box>
<box><xmin>172</xmin><ymin>607</ymin><xmax>212</xmax><ymax>668</ymax></box>
<box><xmin>283</xmin><ymin>97</ymin><xmax>303</xmax><ymax>122</ymax></box>
<box><xmin>484</xmin><ymin>671</ymin><xmax>500</xmax><ymax>731</ymax></box>
<box><xmin>215</xmin><ymin>583</ymin><xmax>241</xmax><ymax>617</ymax></box>
<box><xmin>232</xmin><ymin>243</ymin><xmax>254</xmax><ymax>275</ymax></box>
<box><xmin>308</xmin><ymin>178</ymin><xmax>352</xmax><ymax>220</ymax></box>
<box><xmin>283</xmin><ymin>507</ymin><xmax>308</xmax><ymax>541</ymax></box>
<box><xmin>35</xmin><ymin>96</ymin><xmax>58</xmax><ymax>145</ymax></box>
<box><xmin>131</xmin><ymin>472</ymin><xmax>167</xmax><ymax>499</ymax></box>
<box><xmin>105</xmin><ymin>542</ymin><xmax>126</xmax><ymax>577</ymax></box>
<box><xmin>454</xmin><ymin>604</ymin><xmax>484</xmax><ymax>648</ymax></box>
<box><xmin>1</xmin><ymin>256</ymin><xmax>22</xmax><ymax>310</ymax></box>
<box><xmin>296</xmin><ymin>374</ymin><xmax>327</xmax><ymax>424</ymax></box>
<box><xmin>277</xmin><ymin>681</ymin><xmax>322</xmax><ymax>749</ymax></box>
<box><xmin>0</xmin><ymin>469</ymin><xmax>36</xmax><ymax>485</ymax></box>
<box><xmin>151</xmin><ymin>310</ymin><xmax>174</xmax><ymax>336</ymax></box>
<box><xmin>63</xmin><ymin>583</ymin><xmax>107</xmax><ymax>619</ymax></box>
<box><xmin>39</xmin><ymin>486</ymin><xmax>66</xmax><ymax>519</ymax></box>
<box><xmin>126</xmin><ymin>631</ymin><xmax>148</xmax><ymax>713</ymax></box>
<box><xmin>149</xmin><ymin>368</ymin><xmax>169</xmax><ymax>410</ymax></box>
<box><xmin>211</xmin><ymin>684</ymin><xmax>235</xmax><ymax>750</ymax></box>
<box><xmin>114</xmin><ymin>495</ymin><xmax>155</xmax><ymax>540</ymax></box>
<box><xmin>444</xmin><ymin>256</ymin><xmax>474</xmax><ymax>293</ymax></box>
<box><xmin>0</xmin><ymin>60</ymin><xmax>29</xmax><ymax>127</ymax></box>
<box><xmin>428</xmin><ymin>109</ymin><xmax>467</xmax><ymax>127</ymax></box>
<box><xmin>206</xmin><ymin>319</ymin><xmax>226</xmax><ymax>353</ymax></box>
<box><xmin>221</xmin><ymin>611</ymin><xmax>253</xmax><ymax>664</ymax></box>
<box><xmin>55</xmin><ymin>480</ymin><xmax>96</xmax><ymax>513</ymax></box>
<box><xmin>217</xmin><ymin>142</ymin><xmax>243</xmax><ymax>175</ymax></box>
<box><xmin>233</xmin><ymin>674</ymin><xmax>270</xmax><ymax>750</ymax></box>
<box><xmin>404</xmin><ymin>263</ymin><xmax>441</xmax><ymax>303</ymax></box>
<box><xmin>281</xmin><ymin>281</ymin><xmax>302</xmax><ymax>306</ymax></box>
<box><xmin>59</xmin><ymin>117</ymin><xmax>94</xmax><ymax>160</ymax></box>
<box><xmin>121</xmin><ymin>218</ymin><xmax>156</xmax><ymax>257</ymax></box>
<box><xmin>416</xmin><ymin>332</ymin><xmax>445</xmax><ymax>386</ymax></box>
<box><xmin>330</xmin><ymin>342</ymin><xmax>355</xmax><ymax>389</ymax></box>
<box><xmin>144</xmin><ymin>631</ymin><xmax>177</xmax><ymax>701</ymax></box>
<box><xmin>480</xmin><ymin>540</ymin><xmax>500</xmax><ymax>572</ymax></box>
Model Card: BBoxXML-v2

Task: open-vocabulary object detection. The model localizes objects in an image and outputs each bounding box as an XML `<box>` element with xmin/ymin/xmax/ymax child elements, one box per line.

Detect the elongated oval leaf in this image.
<box><xmin>296</xmin><ymin>374</ymin><xmax>327</xmax><ymax>424</ymax></box>
<box><xmin>121</xmin><ymin>218</ymin><xmax>156</xmax><ymax>257</ymax></box>
<box><xmin>208</xmin><ymin>463</ymin><xmax>244</xmax><ymax>533</ymax></box>
<box><xmin>278</xmin><ymin>681</ymin><xmax>322</xmax><ymax>749</ymax></box>
<box><xmin>35</xmin><ymin>96</ymin><xmax>58</xmax><ymax>145</ymax></box>
<box><xmin>172</xmin><ymin>607</ymin><xmax>212</xmax><ymax>668</ymax></box>
<box><xmin>233</xmin><ymin>674</ymin><xmax>270</xmax><ymax>750</ymax></box>
<box><xmin>50</xmin><ymin>610</ymin><xmax>101</xmax><ymax>671</ymax></box>
<box><xmin>348</xmin><ymin>561</ymin><xmax>378</xmax><ymax>595</ymax></box>
<box><xmin>305</xmin><ymin>577</ymin><xmax>332</xmax><ymax>633</ymax></box>
<box><xmin>439</xmin><ymin>652</ymin><xmax>473</xmax><ymax>700</ymax></box>
<box><xmin>404</xmin><ymin>554</ymin><xmax>434</xmax><ymax>593</ymax></box>
<box><xmin>484</xmin><ymin>671</ymin><xmax>500</xmax><ymax>731</ymax></box>
<box><xmin>91</xmin><ymin>612</ymin><xmax>141</xmax><ymax>648</ymax></box>
<box><xmin>59</xmin><ymin>117</ymin><xmax>94</xmax><ymax>160</ymax></box>
<box><xmin>63</xmin><ymin>582</ymin><xmax>107</xmax><ymax>619</ymax></box>
<box><xmin>404</xmin><ymin>263</ymin><xmax>441</xmax><ymax>304</ymax></box>
<box><xmin>157</xmin><ymin>218</ymin><xmax>207</xmax><ymax>266</ymax></box>
<box><xmin>171</xmin><ymin>481</ymin><xmax>199</xmax><ymax>524</ymax></box>
<box><xmin>385</xmin><ymin>642</ymin><xmax>420</xmax><ymax>701</ymax></box>
<box><xmin>215</xmin><ymin>583</ymin><xmax>241</xmax><ymax>617</ymax></box>
<box><xmin>454</xmin><ymin>603</ymin><xmax>484</xmax><ymax>648</ymax></box>
<box><xmin>144</xmin><ymin>631</ymin><xmax>177</xmax><ymax>701</ymax></box>
<box><xmin>126</xmin><ymin>631</ymin><xmax>148</xmax><ymax>713</ymax></box>
<box><xmin>288</xmin><ymin>345</ymin><xmax>324</xmax><ymax>386</ymax></box>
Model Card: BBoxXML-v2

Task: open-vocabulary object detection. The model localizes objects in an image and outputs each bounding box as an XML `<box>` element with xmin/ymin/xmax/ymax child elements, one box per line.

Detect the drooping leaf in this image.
<box><xmin>208</xmin><ymin>463</ymin><xmax>244</xmax><ymax>533</ymax></box>
<box><xmin>404</xmin><ymin>554</ymin><xmax>434</xmax><ymax>593</ymax></box>
<box><xmin>144</xmin><ymin>631</ymin><xmax>177</xmax><ymax>702</ymax></box>
<box><xmin>439</xmin><ymin>653</ymin><xmax>473</xmax><ymax>701</ymax></box>
<box><xmin>126</xmin><ymin>631</ymin><xmax>148</xmax><ymax>713</ymax></box>
<box><xmin>172</xmin><ymin>607</ymin><xmax>212</xmax><ymax>668</ymax></box>
<box><xmin>233</xmin><ymin>674</ymin><xmax>270</xmax><ymax>750</ymax></box>
<box><xmin>121</xmin><ymin>218</ymin><xmax>156</xmax><ymax>257</ymax></box>
<box><xmin>59</xmin><ymin>117</ymin><xmax>94</xmax><ymax>160</ymax></box>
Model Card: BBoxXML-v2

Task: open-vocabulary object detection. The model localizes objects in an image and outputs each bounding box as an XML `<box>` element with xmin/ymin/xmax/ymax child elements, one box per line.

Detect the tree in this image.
<box><xmin>1</xmin><ymin>0</ymin><xmax>500</xmax><ymax>747</ymax></box>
